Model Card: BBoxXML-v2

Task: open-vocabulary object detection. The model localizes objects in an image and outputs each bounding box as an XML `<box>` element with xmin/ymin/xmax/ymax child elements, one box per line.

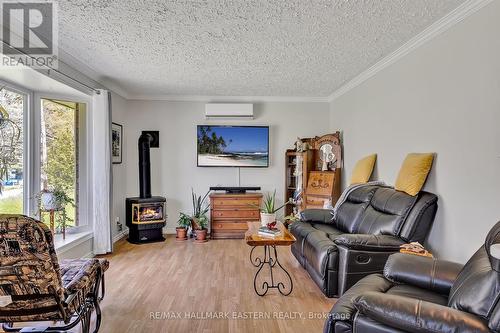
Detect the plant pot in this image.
<box><xmin>190</xmin><ymin>218</ymin><xmax>199</xmax><ymax>238</ymax></box>
<box><xmin>195</xmin><ymin>229</ymin><xmax>208</xmax><ymax>243</ymax></box>
<box><xmin>260</xmin><ymin>212</ymin><xmax>276</xmax><ymax>227</ymax></box>
<box><xmin>176</xmin><ymin>227</ymin><xmax>187</xmax><ymax>241</ymax></box>
<box><xmin>41</xmin><ymin>192</ymin><xmax>62</xmax><ymax>211</ymax></box>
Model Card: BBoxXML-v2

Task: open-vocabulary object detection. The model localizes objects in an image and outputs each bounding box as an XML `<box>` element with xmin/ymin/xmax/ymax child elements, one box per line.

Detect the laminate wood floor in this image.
<box><xmin>97</xmin><ymin>236</ymin><xmax>336</xmax><ymax>333</ymax></box>
<box><xmin>3</xmin><ymin>236</ymin><xmax>336</xmax><ymax>333</ymax></box>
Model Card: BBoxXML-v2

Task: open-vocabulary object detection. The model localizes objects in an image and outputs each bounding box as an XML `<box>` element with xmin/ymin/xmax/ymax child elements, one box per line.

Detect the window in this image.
<box><xmin>0</xmin><ymin>81</ymin><xmax>90</xmax><ymax>234</ymax></box>
<box><xmin>40</xmin><ymin>99</ymin><xmax>79</xmax><ymax>227</ymax></box>
<box><xmin>0</xmin><ymin>87</ymin><xmax>26</xmax><ymax>214</ymax></box>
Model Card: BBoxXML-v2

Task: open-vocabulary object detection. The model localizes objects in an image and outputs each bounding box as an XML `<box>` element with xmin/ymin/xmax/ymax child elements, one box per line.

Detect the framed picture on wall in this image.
<box><xmin>112</xmin><ymin>122</ymin><xmax>123</xmax><ymax>164</ymax></box>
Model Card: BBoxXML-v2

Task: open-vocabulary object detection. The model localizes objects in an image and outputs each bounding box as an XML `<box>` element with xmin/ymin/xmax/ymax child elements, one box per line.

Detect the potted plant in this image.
<box><xmin>36</xmin><ymin>186</ymin><xmax>75</xmax><ymax>237</ymax></box>
<box><xmin>176</xmin><ymin>212</ymin><xmax>191</xmax><ymax>240</ymax></box>
<box><xmin>190</xmin><ymin>189</ymin><xmax>210</xmax><ymax>237</ymax></box>
<box><xmin>259</xmin><ymin>190</ymin><xmax>290</xmax><ymax>227</ymax></box>
<box><xmin>194</xmin><ymin>215</ymin><xmax>209</xmax><ymax>243</ymax></box>
<box><xmin>38</xmin><ymin>187</ymin><xmax>73</xmax><ymax>211</ymax></box>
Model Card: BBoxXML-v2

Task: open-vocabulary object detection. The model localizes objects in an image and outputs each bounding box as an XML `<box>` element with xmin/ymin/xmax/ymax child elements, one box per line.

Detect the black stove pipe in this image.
<box><xmin>138</xmin><ymin>133</ymin><xmax>153</xmax><ymax>198</ymax></box>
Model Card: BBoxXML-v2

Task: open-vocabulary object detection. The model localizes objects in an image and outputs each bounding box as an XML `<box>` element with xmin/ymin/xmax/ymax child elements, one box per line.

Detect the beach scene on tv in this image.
<box><xmin>197</xmin><ymin>126</ymin><xmax>269</xmax><ymax>167</ymax></box>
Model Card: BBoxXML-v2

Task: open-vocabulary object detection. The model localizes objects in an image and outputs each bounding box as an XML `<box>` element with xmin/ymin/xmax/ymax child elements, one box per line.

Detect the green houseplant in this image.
<box><xmin>38</xmin><ymin>187</ymin><xmax>73</xmax><ymax>212</ymax></box>
<box><xmin>191</xmin><ymin>189</ymin><xmax>210</xmax><ymax>233</ymax></box>
<box><xmin>259</xmin><ymin>190</ymin><xmax>290</xmax><ymax>226</ymax></box>
<box><xmin>176</xmin><ymin>212</ymin><xmax>191</xmax><ymax>240</ymax></box>
<box><xmin>177</xmin><ymin>189</ymin><xmax>211</xmax><ymax>241</ymax></box>
<box><xmin>194</xmin><ymin>214</ymin><xmax>209</xmax><ymax>243</ymax></box>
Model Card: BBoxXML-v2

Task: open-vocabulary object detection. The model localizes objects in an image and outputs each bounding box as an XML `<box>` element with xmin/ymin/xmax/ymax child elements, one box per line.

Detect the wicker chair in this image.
<box><xmin>0</xmin><ymin>214</ymin><xmax>109</xmax><ymax>333</ymax></box>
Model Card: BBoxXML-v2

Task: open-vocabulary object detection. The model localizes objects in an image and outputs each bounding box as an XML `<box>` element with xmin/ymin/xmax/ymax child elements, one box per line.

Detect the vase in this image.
<box><xmin>260</xmin><ymin>212</ymin><xmax>276</xmax><ymax>227</ymax></box>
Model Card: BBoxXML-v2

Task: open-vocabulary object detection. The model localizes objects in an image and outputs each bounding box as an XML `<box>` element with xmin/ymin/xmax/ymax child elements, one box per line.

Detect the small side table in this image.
<box><xmin>245</xmin><ymin>222</ymin><xmax>296</xmax><ymax>296</ymax></box>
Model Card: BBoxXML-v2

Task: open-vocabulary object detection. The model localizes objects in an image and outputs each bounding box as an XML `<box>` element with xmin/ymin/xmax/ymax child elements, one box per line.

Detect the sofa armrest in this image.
<box><xmin>300</xmin><ymin>209</ymin><xmax>334</xmax><ymax>224</ymax></box>
<box><xmin>384</xmin><ymin>253</ymin><xmax>463</xmax><ymax>295</ymax></box>
<box><xmin>333</xmin><ymin>234</ymin><xmax>404</xmax><ymax>251</ymax></box>
<box><xmin>354</xmin><ymin>291</ymin><xmax>490</xmax><ymax>333</ymax></box>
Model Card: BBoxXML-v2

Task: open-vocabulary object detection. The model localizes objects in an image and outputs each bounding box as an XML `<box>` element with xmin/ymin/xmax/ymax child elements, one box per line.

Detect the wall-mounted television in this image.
<box><xmin>197</xmin><ymin>125</ymin><xmax>269</xmax><ymax>167</ymax></box>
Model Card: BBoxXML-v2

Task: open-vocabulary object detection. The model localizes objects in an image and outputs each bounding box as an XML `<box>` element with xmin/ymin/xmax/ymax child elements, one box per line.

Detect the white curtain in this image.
<box><xmin>92</xmin><ymin>89</ymin><xmax>112</xmax><ymax>254</ymax></box>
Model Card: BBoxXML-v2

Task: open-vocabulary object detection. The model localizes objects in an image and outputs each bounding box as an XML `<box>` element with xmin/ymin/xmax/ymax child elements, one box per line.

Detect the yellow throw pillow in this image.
<box><xmin>395</xmin><ymin>153</ymin><xmax>434</xmax><ymax>196</ymax></box>
<box><xmin>350</xmin><ymin>154</ymin><xmax>377</xmax><ymax>185</ymax></box>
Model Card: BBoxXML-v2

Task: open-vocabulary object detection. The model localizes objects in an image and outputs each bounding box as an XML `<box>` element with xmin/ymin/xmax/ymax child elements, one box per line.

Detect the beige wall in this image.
<box><xmin>121</xmin><ymin>101</ymin><xmax>330</xmax><ymax>233</ymax></box>
<box><xmin>329</xmin><ymin>1</ymin><xmax>500</xmax><ymax>263</ymax></box>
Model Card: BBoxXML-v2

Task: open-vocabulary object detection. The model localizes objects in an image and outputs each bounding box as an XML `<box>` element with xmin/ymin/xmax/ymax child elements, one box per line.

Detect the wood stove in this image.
<box><xmin>126</xmin><ymin>132</ymin><xmax>166</xmax><ymax>243</ymax></box>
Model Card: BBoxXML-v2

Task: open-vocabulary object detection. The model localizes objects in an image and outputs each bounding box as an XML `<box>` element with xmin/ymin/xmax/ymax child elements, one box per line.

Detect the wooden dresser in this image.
<box><xmin>210</xmin><ymin>193</ymin><xmax>262</xmax><ymax>239</ymax></box>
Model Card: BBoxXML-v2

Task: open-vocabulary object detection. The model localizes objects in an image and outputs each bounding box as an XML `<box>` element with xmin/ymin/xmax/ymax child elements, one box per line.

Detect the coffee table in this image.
<box><xmin>245</xmin><ymin>222</ymin><xmax>296</xmax><ymax>296</ymax></box>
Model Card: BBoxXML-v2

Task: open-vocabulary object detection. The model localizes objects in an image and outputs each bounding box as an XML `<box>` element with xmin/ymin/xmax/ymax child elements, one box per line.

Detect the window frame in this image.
<box><xmin>35</xmin><ymin>92</ymin><xmax>92</xmax><ymax>233</ymax></box>
<box><xmin>0</xmin><ymin>78</ymin><xmax>92</xmax><ymax>234</ymax></box>
<box><xmin>0</xmin><ymin>79</ymin><xmax>32</xmax><ymax>216</ymax></box>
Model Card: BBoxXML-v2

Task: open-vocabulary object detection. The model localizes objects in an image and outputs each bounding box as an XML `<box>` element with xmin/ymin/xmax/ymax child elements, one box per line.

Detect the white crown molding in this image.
<box><xmin>327</xmin><ymin>0</ymin><xmax>494</xmax><ymax>102</ymax></box>
<box><xmin>127</xmin><ymin>94</ymin><xmax>329</xmax><ymax>103</ymax></box>
<box><xmin>98</xmin><ymin>78</ymin><xmax>131</xmax><ymax>99</ymax></box>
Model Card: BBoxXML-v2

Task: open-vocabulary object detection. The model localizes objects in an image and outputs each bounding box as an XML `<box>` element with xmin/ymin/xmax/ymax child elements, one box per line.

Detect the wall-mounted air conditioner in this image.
<box><xmin>205</xmin><ymin>103</ymin><xmax>254</xmax><ymax>120</ymax></box>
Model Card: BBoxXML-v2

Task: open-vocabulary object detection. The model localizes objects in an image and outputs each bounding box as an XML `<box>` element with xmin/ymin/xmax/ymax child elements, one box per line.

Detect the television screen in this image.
<box><xmin>197</xmin><ymin>125</ymin><xmax>269</xmax><ymax>167</ymax></box>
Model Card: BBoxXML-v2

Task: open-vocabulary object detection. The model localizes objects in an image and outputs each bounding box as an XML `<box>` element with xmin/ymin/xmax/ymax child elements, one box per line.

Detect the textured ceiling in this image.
<box><xmin>56</xmin><ymin>0</ymin><xmax>465</xmax><ymax>98</ymax></box>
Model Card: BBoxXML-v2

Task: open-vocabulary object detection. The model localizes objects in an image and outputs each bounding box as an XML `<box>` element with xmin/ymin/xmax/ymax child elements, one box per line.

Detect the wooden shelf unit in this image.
<box><xmin>210</xmin><ymin>192</ymin><xmax>263</xmax><ymax>239</ymax></box>
<box><xmin>285</xmin><ymin>132</ymin><xmax>342</xmax><ymax>214</ymax></box>
<box><xmin>284</xmin><ymin>150</ymin><xmax>313</xmax><ymax>216</ymax></box>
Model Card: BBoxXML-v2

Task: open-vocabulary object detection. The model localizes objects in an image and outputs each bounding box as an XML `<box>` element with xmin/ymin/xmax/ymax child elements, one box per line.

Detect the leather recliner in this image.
<box><xmin>325</xmin><ymin>220</ymin><xmax>500</xmax><ymax>333</ymax></box>
<box><xmin>290</xmin><ymin>185</ymin><xmax>438</xmax><ymax>297</ymax></box>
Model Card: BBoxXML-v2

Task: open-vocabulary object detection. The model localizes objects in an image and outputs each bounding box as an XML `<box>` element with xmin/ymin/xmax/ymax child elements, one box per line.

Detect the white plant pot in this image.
<box><xmin>260</xmin><ymin>212</ymin><xmax>276</xmax><ymax>227</ymax></box>
<box><xmin>41</xmin><ymin>192</ymin><xmax>62</xmax><ymax>211</ymax></box>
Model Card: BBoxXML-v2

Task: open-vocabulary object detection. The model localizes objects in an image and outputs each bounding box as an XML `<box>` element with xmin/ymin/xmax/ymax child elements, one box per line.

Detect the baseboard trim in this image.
<box><xmin>327</xmin><ymin>0</ymin><xmax>494</xmax><ymax>102</ymax></box>
<box><xmin>82</xmin><ymin>251</ymin><xmax>95</xmax><ymax>258</ymax></box>
<box><xmin>113</xmin><ymin>229</ymin><xmax>129</xmax><ymax>243</ymax></box>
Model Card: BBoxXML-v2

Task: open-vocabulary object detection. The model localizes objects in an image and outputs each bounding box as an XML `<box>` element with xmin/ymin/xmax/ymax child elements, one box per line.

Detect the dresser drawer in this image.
<box><xmin>209</xmin><ymin>194</ymin><xmax>263</xmax><ymax>239</ymax></box>
<box><xmin>305</xmin><ymin>195</ymin><xmax>329</xmax><ymax>208</ymax></box>
<box><xmin>212</xmin><ymin>209</ymin><xmax>259</xmax><ymax>219</ymax></box>
<box><xmin>211</xmin><ymin>222</ymin><xmax>248</xmax><ymax>230</ymax></box>
<box><xmin>212</xmin><ymin>198</ymin><xmax>260</xmax><ymax>208</ymax></box>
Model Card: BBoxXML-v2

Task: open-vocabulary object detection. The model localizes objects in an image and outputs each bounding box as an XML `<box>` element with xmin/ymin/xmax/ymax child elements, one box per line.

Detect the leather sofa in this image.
<box><xmin>290</xmin><ymin>185</ymin><xmax>438</xmax><ymax>297</ymax></box>
<box><xmin>324</xmin><ymin>220</ymin><xmax>500</xmax><ymax>333</ymax></box>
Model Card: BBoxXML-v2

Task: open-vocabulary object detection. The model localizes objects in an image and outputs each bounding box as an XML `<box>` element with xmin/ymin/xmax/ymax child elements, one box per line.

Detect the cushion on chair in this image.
<box><xmin>355</xmin><ymin>187</ymin><xmax>417</xmax><ymax>236</ymax></box>
<box><xmin>335</xmin><ymin>186</ymin><xmax>378</xmax><ymax>233</ymax></box>
<box><xmin>395</xmin><ymin>153</ymin><xmax>434</xmax><ymax>196</ymax></box>
<box><xmin>59</xmin><ymin>258</ymin><xmax>108</xmax><ymax>314</ymax></box>
<box><xmin>350</xmin><ymin>154</ymin><xmax>377</xmax><ymax>185</ymax></box>
<box><xmin>0</xmin><ymin>215</ymin><xmax>69</xmax><ymax>323</ymax></box>
<box><xmin>60</xmin><ymin>259</ymin><xmax>102</xmax><ymax>294</ymax></box>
